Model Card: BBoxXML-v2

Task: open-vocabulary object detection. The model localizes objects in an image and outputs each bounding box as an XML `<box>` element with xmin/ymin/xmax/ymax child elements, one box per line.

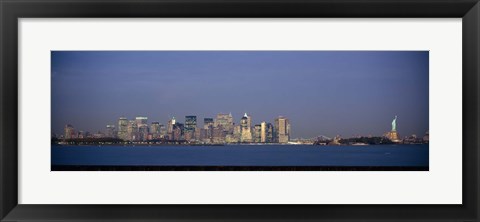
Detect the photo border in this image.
<box><xmin>1</xmin><ymin>0</ymin><xmax>479</xmax><ymax>221</ymax></box>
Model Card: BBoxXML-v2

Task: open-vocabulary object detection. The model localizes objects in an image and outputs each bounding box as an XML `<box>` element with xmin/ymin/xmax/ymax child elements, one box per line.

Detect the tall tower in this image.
<box><xmin>254</xmin><ymin>124</ymin><xmax>262</xmax><ymax>142</ymax></box>
<box><xmin>260</xmin><ymin>122</ymin><xmax>267</xmax><ymax>143</ymax></box>
<box><xmin>64</xmin><ymin>124</ymin><xmax>76</xmax><ymax>139</ymax></box>
<box><xmin>204</xmin><ymin>118</ymin><xmax>214</xmax><ymax>129</ymax></box>
<box><xmin>274</xmin><ymin>116</ymin><xmax>290</xmax><ymax>143</ymax></box>
<box><xmin>203</xmin><ymin>118</ymin><xmax>214</xmax><ymax>141</ymax></box>
<box><xmin>135</xmin><ymin>117</ymin><xmax>148</xmax><ymax>141</ymax></box>
<box><xmin>259</xmin><ymin>122</ymin><xmax>274</xmax><ymax>143</ymax></box>
<box><xmin>117</xmin><ymin>117</ymin><xmax>128</xmax><ymax>140</ymax></box>
<box><xmin>135</xmin><ymin>116</ymin><xmax>148</xmax><ymax>126</ymax></box>
<box><xmin>106</xmin><ymin>125</ymin><xmax>116</xmax><ymax>138</ymax></box>
<box><xmin>240</xmin><ymin>113</ymin><xmax>252</xmax><ymax>142</ymax></box>
<box><xmin>150</xmin><ymin>122</ymin><xmax>160</xmax><ymax>139</ymax></box>
<box><xmin>214</xmin><ymin>113</ymin><xmax>234</xmax><ymax>135</ymax></box>
<box><xmin>167</xmin><ymin>117</ymin><xmax>176</xmax><ymax>139</ymax></box>
<box><xmin>172</xmin><ymin>122</ymin><xmax>184</xmax><ymax>141</ymax></box>
<box><xmin>266</xmin><ymin>123</ymin><xmax>274</xmax><ymax>143</ymax></box>
<box><xmin>127</xmin><ymin>120</ymin><xmax>138</xmax><ymax>141</ymax></box>
<box><xmin>184</xmin><ymin>116</ymin><xmax>197</xmax><ymax>141</ymax></box>
<box><xmin>185</xmin><ymin>116</ymin><xmax>197</xmax><ymax>132</ymax></box>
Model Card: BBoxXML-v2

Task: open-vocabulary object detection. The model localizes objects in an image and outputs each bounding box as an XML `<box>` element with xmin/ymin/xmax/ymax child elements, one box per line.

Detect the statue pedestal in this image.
<box><xmin>385</xmin><ymin>130</ymin><xmax>400</xmax><ymax>143</ymax></box>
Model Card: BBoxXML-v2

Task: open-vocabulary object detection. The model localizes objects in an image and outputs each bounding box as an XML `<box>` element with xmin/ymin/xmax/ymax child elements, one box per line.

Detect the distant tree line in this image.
<box><xmin>52</xmin><ymin>137</ymin><xmax>190</xmax><ymax>145</ymax></box>
<box><xmin>339</xmin><ymin>137</ymin><xmax>394</xmax><ymax>145</ymax></box>
<box><xmin>54</xmin><ymin>137</ymin><xmax>124</xmax><ymax>145</ymax></box>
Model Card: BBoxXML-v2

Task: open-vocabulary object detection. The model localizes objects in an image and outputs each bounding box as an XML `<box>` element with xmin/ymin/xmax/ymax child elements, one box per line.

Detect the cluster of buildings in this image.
<box><xmin>62</xmin><ymin>113</ymin><xmax>291</xmax><ymax>144</ymax></box>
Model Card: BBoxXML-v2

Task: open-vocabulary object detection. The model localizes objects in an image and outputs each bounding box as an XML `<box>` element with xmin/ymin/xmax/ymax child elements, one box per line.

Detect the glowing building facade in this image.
<box><xmin>274</xmin><ymin>116</ymin><xmax>290</xmax><ymax>143</ymax></box>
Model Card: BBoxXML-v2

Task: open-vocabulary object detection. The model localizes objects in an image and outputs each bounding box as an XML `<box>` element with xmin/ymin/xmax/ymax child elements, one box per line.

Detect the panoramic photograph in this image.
<box><xmin>51</xmin><ymin>51</ymin><xmax>429</xmax><ymax>171</ymax></box>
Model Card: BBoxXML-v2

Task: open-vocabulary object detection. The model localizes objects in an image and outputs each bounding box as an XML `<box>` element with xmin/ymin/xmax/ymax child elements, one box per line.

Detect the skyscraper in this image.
<box><xmin>135</xmin><ymin>117</ymin><xmax>148</xmax><ymax>140</ymax></box>
<box><xmin>184</xmin><ymin>116</ymin><xmax>197</xmax><ymax>141</ymax></box>
<box><xmin>167</xmin><ymin>117</ymin><xmax>176</xmax><ymax>140</ymax></box>
<box><xmin>64</xmin><ymin>124</ymin><xmax>76</xmax><ymax>139</ymax></box>
<box><xmin>274</xmin><ymin>116</ymin><xmax>290</xmax><ymax>143</ymax></box>
<box><xmin>150</xmin><ymin>122</ymin><xmax>160</xmax><ymax>139</ymax></box>
<box><xmin>233</xmin><ymin>125</ymin><xmax>241</xmax><ymax>142</ymax></box>
<box><xmin>214</xmin><ymin>113</ymin><xmax>234</xmax><ymax>135</ymax></box>
<box><xmin>266</xmin><ymin>123</ymin><xmax>274</xmax><ymax>143</ymax></box>
<box><xmin>246</xmin><ymin>114</ymin><xmax>252</xmax><ymax>129</ymax></box>
<box><xmin>260</xmin><ymin>122</ymin><xmax>273</xmax><ymax>143</ymax></box>
<box><xmin>159</xmin><ymin>124</ymin><xmax>167</xmax><ymax>138</ymax></box>
<box><xmin>117</xmin><ymin>117</ymin><xmax>128</xmax><ymax>140</ymax></box>
<box><xmin>106</xmin><ymin>124</ymin><xmax>116</xmax><ymax>138</ymax></box>
<box><xmin>135</xmin><ymin>116</ymin><xmax>148</xmax><ymax>126</ymax></box>
<box><xmin>240</xmin><ymin>113</ymin><xmax>252</xmax><ymax>142</ymax></box>
<box><xmin>138</xmin><ymin>125</ymin><xmax>149</xmax><ymax>141</ymax></box>
<box><xmin>172</xmin><ymin>122</ymin><xmax>184</xmax><ymax>141</ymax></box>
<box><xmin>203</xmin><ymin>118</ymin><xmax>214</xmax><ymax>129</ymax></box>
<box><xmin>212</xmin><ymin>125</ymin><xmax>226</xmax><ymax>143</ymax></box>
<box><xmin>260</xmin><ymin>122</ymin><xmax>267</xmax><ymax>143</ymax></box>
<box><xmin>203</xmin><ymin>118</ymin><xmax>214</xmax><ymax>141</ymax></box>
<box><xmin>253</xmin><ymin>124</ymin><xmax>262</xmax><ymax>143</ymax></box>
<box><xmin>127</xmin><ymin>120</ymin><xmax>138</xmax><ymax>141</ymax></box>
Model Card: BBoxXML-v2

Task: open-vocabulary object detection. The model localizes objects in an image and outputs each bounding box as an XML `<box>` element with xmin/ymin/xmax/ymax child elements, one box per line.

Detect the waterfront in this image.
<box><xmin>51</xmin><ymin>144</ymin><xmax>428</xmax><ymax>171</ymax></box>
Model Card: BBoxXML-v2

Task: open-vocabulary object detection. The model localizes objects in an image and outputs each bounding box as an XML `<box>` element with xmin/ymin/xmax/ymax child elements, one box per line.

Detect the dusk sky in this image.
<box><xmin>51</xmin><ymin>51</ymin><xmax>429</xmax><ymax>139</ymax></box>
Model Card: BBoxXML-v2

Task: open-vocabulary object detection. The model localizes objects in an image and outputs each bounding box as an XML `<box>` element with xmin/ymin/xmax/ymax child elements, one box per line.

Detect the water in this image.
<box><xmin>51</xmin><ymin>144</ymin><xmax>428</xmax><ymax>167</ymax></box>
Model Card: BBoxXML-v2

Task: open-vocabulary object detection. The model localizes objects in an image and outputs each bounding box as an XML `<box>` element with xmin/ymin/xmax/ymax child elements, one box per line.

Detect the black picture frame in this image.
<box><xmin>1</xmin><ymin>0</ymin><xmax>479</xmax><ymax>221</ymax></box>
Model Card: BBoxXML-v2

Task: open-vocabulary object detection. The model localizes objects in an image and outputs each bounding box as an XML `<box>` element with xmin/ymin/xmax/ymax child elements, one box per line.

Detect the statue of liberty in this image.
<box><xmin>391</xmin><ymin>115</ymin><xmax>397</xmax><ymax>131</ymax></box>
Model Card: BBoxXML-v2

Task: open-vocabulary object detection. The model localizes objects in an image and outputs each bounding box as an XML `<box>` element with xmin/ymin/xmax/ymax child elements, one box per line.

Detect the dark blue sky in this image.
<box><xmin>51</xmin><ymin>51</ymin><xmax>429</xmax><ymax>138</ymax></box>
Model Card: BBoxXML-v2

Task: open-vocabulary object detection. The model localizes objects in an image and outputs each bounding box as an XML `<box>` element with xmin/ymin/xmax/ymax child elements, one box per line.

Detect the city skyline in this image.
<box><xmin>52</xmin><ymin>51</ymin><xmax>429</xmax><ymax>138</ymax></box>
<box><xmin>58</xmin><ymin>112</ymin><xmax>426</xmax><ymax>142</ymax></box>
<box><xmin>61</xmin><ymin>113</ymin><xmax>292</xmax><ymax>144</ymax></box>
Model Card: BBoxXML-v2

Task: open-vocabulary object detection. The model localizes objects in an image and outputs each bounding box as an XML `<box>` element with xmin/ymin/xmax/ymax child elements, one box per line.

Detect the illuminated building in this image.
<box><xmin>253</xmin><ymin>124</ymin><xmax>262</xmax><ymax>142</ymax></box>
<box><xmin>172</xmin><ymin>122</ymin><xmax>184</xmax><ymax>141</ymax></box>
<box><xmin>167</xmin><ymin>117</ymin><xmax>176</xmax><ymax>140</ymax></box>
<box><xmin>203</xmin><ymin>118</ymin><xmax>214</xmax><ymax>141</ymax></box>
<box><xmin>204</xmin><ymin>118</ymin><xmax>214</xmax><ymax>129</ymax></box>
<box><xmin>266</xmin><ymin>123</ymin><xmax>274</xmax><ymax>143</ymax></box>
<box><xmin>240</xmin><ymin>113</ymin><xmax>252</xmax><ymax>142</ymax></box>
<box><xmin>127</xmin><ymin>120</ymin><xmax>138</xmax><ymax>141</ymax></box>
<box><xmin>274</xmin><ymin>116</ymin><xmax>290</xmax><ymax>143</ymax></box>
<box><xmin>77</xmin><ymin>131</ymin><xmax>85</xmax><ymax>139</ymax></box>
<box><xmin>159</xmin><ymin>124</ymin><xmax>167</xmax><ymax>138</ymax></box>
<box><xmin>184</xmin><ymin>116</ymin><xmax>197</xmax><ymax>141</ymax></box>
<box><xmin>233</xmin><ymin>125</ymin><xmax>241</xmax><ymax>142</ymax></box>
<box><xmin>64</xmin><ymin>124</ymin><xmax>76</xmax><ymax>139</ymax></box>
<box><xmin>260</xmin><ymin>122</ymin><xmax>274</xmax><ymax>143</ymax></box>
<box><xmin>135</xmin><ymin>116</ymin><xmax>148</xmax><ymax>126</ymax></box>
<box><xmin>135</xmin><ymin>117</ymin><xmax>148</xmax><ymax>141</ymax></box>
<box><xmin>185</xmin><ymin>116</ymin><xmax>197</xmax><ymax>131</ymax></box>
<box><xmin>106</xmin><ymin>125</ymin><xmax>116</xmax><ymax>138</ymax></box>
<box><xmin>150</xmin><ymin>122</ymin><xmax>160</xmax><ymax>139</ymax></box>
<box><xmin>138</xmin><ymin>125</ymin><xmax>149</xmax><ymax>141</ymax></box>
<box><xmin>261</xmin><ymin>122</ymin><xmax>267</xmax><ymax>142</ymax></box>
<box><xmin>214</xmin><ymin>113</ymin><xmax>234</xmax><ymax>135</ymax></box>
<box><xmin>93</xmin><ymin>131</ymin><xmax>105</xmax><ymax>138</ymax></box>
<box><xmin>117</xmin><ymin>117</ymin><xmax>128</xmax><ymax>140</ymax></box>
<box><xmin>212</xmin><ymin>126</ymin><xmax>226</xmax><ymax>143</ymax></box>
